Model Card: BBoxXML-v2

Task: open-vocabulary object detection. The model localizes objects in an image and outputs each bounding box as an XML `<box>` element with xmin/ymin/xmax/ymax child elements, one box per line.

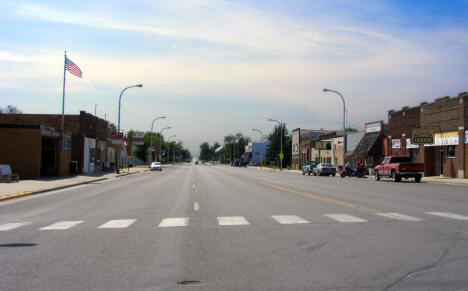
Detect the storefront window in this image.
<box><xmin>447</xmin><ymin>146</ymin><xmax>456</xmax><ymax>159</ymax></box>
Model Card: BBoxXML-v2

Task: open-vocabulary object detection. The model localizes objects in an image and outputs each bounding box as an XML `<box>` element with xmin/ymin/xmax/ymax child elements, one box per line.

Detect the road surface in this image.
<box><xmin>1</xmin><ymin>164</ymin><xmax>468</xmax><ymax>290</ymax></box>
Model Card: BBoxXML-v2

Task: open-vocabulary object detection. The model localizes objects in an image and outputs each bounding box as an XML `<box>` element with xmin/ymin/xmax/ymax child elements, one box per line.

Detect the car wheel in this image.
<box><xmin>392</xmin><ymin>171</ymin><xmax>400</xmax><ymax>182</ymax></box>
<box><xmin>375</xmin><ymin>170</ymin><xmax>380</xmax><ymax>181</ymax></box>
<box><xmin>332</xmin><ymin>173</ymin><xmax>336</xmax><ymax>177</ymax></box>
<box><xmin>414</xmin><ymin>175</ymin><xmax>421</xmax><ymax>183</ymax></box>
<box><xmin>302</xmin><ymin>171</ymin><xmax>305</xmax><ymax>175</ymax></box>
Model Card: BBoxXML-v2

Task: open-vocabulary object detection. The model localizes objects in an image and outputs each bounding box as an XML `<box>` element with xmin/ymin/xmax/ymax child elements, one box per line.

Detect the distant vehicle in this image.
<box><xmin>375</xmin><ymin>156</ymin><xmax>424</xmax><ymax>182</ymax></box>
<box><xmin>302</xmin><ymin>161</ymin><xmax>317</xmax><ymax>175</ymax></box>
<box><xmin>194</xmin><ymin>160</ymin><xmax>199</xmax><ymax>165</ymax></box>
<box><xmin>313</xmin><ymin>163</ymin><xmax>336</xmax><ymax>176</ymax></box>
<box><xmin>232</xmin><ymin>159</ymin><xmax>247</xmax><ymax>167</ymax></box>
<box><xmin>150</xmin><ymin>162</ymin><xmax>162</xmax><ymax>171</ymax></box>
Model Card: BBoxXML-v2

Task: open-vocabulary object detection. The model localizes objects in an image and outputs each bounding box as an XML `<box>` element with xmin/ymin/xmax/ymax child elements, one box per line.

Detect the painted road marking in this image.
<box><xmin>426</xmin><ymin>212</ymin><xmax>468</xmax><ymax>220</ymax></box>
<box><xmin>0</xmin><ymin>222</ymin><xmax>31</xmax><ymax>231</ymax></box>
<box><xmin>217</xmin><ymin>216</ymin><xmax>250</xmax><ymax>226</ymax></box>
<box><xmin>39</xmin><ymin>221</ymin><xmax>84</xmax><ymax>230</ymax></box>
<box><xmin>98</xmin><ymin>219</ymin><xmax>136</xmax><ymax>229</ymax></box>
<box><xmin>325</xmin><ymin>214</ymin><xmax>367</xmax><ymax>223</ymax></box>
<box><xmin>194</xmin><ymin>202</ymin><xmax>199</xmax><ymax>212</ymax></box>
<box><xmin>159</xmin><ymin>218</ymin><xmax>190</xmax><ymax>227</ymax></box>
<box><xmin>376</xmin><ymin>213</ymin><xmax>422</xmax><ymax>221</ymax></box>
<box><xmin>271</xmin><ymin>215</ymin><xmax>310</xmax><ymax>224</ymax></box>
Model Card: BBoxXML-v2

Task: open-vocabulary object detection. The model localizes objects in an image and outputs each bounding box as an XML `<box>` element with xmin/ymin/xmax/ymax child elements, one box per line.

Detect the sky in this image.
<box><xmin>1</xmin><ymin>0</ymin><xmax>468</xmax><ymax>156</ymax></box>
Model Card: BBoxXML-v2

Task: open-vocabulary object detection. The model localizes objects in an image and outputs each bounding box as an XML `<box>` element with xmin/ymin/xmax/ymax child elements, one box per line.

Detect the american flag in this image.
<box><xmin>65</xmin><ymin>57</ymin><xmax>82</xmax><ymax>78</ymax></box>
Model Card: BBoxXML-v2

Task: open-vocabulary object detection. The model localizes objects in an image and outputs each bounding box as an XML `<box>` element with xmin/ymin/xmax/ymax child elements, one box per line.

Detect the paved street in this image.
<box><xmin>1</xmin><ymin>164</ymin><xmax>468</xmax><ymax>290</ymax></box>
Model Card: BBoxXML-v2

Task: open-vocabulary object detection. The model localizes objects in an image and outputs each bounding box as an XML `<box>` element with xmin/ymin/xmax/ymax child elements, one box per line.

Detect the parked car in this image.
<box><xmin>313</xmin><ymin>163</ymin><xmax>336</xmax><ymax>176</ymax></box>
<box><xmin>374</xmin><ymin>156</ymin><xmax>424</xmax><ymax>182</ymax></box>
<box><xmin>302</xmin><ymin>161</ymin><xmax>317</xmax><ymax>175</ymax></box>
<box><xmin>150</xmin><ymin>162</ymin><xmax>162</xmax><ymax>171</ymax></box>
<box><xmin>194</xmin><ymin>160</ymin><xmax>199</xmax><ymax>165</ymax></box>
<box><xmin>232</xmin><ymin>159</ymin><xmax>247</xmax><ymax>167</ymax></box>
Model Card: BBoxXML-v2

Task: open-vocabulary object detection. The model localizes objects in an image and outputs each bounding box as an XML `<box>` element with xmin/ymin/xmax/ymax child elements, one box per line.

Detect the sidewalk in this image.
<box><xmin>0</xmin><ymin>166</ymin><xmax>150</xmax><ymax>201</ymax></box>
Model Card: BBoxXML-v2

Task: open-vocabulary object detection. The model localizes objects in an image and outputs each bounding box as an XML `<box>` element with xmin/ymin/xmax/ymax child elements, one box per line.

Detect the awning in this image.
<box><xmin>351</xmin><ymin>132</ymin><xmax>381</xmax><ymax>157</ymax></box>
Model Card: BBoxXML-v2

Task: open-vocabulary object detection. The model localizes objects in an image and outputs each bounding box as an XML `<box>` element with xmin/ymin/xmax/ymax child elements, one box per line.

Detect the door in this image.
<box><xmin>439</xmin><ymin>147</ymin><xmax>444</xmax><ymax>176</ymax></box>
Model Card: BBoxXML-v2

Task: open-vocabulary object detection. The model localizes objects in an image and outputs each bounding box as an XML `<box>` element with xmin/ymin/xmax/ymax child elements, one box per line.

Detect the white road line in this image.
<box><xmin>426</xmin><ymin>212</ymin><xmax>468</xmax><ymax>220</ymax></box>
<box><xmin>0</xmin><ymin>222</ymin><xmax>31</xmax><ymax>231</ymax></box>
<box><xmin>217</xmin><ymin>216</ymin><xmax>250</xmax><ymax>226</ymax></box>
<box><xmin>325</xmin><ymin>214</ymin><xmax>367</xmax><ymax>223</ymax></box>
<box><xmin>271</xmin><ymin>215</ymin><xmax>310</xmax><ymax>224</ymax></box>
<box><xmin>376</xmin><ymin>213</ymin><xmax>422</xmax><ymax>221</ymax></box>
<box><xmin>39</xmin><ymin>221</ymin><xmax>84</xmax><ymax>230</ymax></box>
<box><xmin>158</xmin><ymin>218</ymin><xmax>190</xmax><ymax>227</ymax></box>
<box><xmin>194</xmin><ymin>202</ymin><xmax>199</xmax><ymax>212</ymax></box>
<box><xmin>98</xmin><ymin>219</ymin><xmax>136</xmax><ymax>229</ymax></box>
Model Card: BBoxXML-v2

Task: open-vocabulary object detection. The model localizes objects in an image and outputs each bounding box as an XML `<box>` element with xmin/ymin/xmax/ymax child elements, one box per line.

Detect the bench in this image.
<box><xmin>0</xmin><ymin>165</ymin><xmax>19</xmax><ymax>183</ymax></box>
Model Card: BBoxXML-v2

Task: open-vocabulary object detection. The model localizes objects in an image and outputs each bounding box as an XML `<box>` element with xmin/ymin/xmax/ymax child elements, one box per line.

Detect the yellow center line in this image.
<box><xmin>239</xmin><ymin>175</ymin><xmax>380</xmax><ymax>214</ymax></box>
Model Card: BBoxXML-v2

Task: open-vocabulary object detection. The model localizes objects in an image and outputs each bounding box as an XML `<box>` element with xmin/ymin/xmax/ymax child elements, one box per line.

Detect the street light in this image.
<box><xmin>323</xmin><ymin>88</ymin><xmax>346</xmax><ymax>167</ymax></box>
<box><xmin>268</xmin><ymin>118</ymin><xmax>283</xmax><ymax>170</ymax></box>
<box><xmin>116</xmin><ymin>84</ymin><xmax>143</xmax><ymax>174</ymax></box>
<box><xmin>167</xmin><ymin>135</ymin><xmax>176</xmax><ymax>164</ymax></box>
<box><xmin>149</xmin><ymin>116</ymin><xmax>166</xmax><ymax>162</ymax></box>
<box><xmin>159</xmin><ymin>126</ymin><xmax>171</xmax><ymax>162</ymax></box>
<box><xmin>252</xmin><ymin>128</ymin><xmax>264</xmax><ymax>142</ymax></box>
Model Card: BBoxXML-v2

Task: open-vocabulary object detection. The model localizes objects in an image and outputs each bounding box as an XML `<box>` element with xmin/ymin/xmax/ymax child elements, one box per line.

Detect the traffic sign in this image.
<box><xmin>279</xmin><ymin>152</ymin><xmax>284</xmax><ymax>160</ymax></box>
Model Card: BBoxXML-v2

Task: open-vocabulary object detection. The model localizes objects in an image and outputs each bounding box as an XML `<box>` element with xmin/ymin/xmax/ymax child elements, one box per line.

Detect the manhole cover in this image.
<box><xmin>177</xmin><ymin>280</ymin><xmax>201</xmax><ymax>286</ymax></box>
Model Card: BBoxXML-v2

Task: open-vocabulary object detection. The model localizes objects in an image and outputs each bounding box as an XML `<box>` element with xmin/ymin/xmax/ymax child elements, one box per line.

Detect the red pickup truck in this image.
<box><xmin>375</xmin><ymin>156</ymin><xmax>424</xmax><ymax>182</ymax></box>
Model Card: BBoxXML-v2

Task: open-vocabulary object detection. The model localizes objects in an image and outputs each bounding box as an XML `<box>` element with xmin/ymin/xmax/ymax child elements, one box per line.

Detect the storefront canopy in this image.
<box><xmin>351</xmin><ymin>132</ymin><xmax>381</xmax><ymax>157</ymax></box>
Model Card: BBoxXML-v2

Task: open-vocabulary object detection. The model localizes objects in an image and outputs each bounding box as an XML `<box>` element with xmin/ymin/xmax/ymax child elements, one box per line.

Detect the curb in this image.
<box><xmin>0</xmin><ymin>170</ymin><xmax>148</xmax><ymax>203</ymax></box>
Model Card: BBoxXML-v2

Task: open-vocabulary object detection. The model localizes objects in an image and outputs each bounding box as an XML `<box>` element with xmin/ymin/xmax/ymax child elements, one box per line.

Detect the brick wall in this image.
<box><xmin>0</xmin><ymin>127</ymin><xmax>41</xmax><ymax>179</ymax></box>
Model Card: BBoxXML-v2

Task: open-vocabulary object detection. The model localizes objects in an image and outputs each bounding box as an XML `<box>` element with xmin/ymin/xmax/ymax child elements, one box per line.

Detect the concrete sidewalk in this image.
<box><xmin>0</xmin><ymin>166</ymin><xmax>150</xmax><ymax>201</ymax></box>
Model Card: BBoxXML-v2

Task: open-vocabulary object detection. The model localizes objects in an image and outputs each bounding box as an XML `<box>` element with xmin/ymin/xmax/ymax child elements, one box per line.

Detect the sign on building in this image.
<box><xmin>365</xmin><ymin>122</ymin><xmax>382</xmax><ymax>133</ymax></box>
<box><xmin>411</xmin><ymin>127</ymin><xmax>435</xmax><ymax>144</ymax></box>
<box><xmin>406</xmin><ymin>139</ymin><xmax>419</xmax><ymax>149</ymax></box>
<box><xmin>391</xmin><ymin>139</ymin><xmax>401</xmax><ymax>149</ymax></box>
<box><xmin>465</xmin><ymin>130</ymin><xmax>468</xmax><ymax>144</ymax></box>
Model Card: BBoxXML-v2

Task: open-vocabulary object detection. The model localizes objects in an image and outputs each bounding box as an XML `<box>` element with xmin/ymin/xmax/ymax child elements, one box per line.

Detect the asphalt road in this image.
<box><xmin>1</xmin><ymin>164</ymin><xmax>468</xmax><ymax>290</ymax></box>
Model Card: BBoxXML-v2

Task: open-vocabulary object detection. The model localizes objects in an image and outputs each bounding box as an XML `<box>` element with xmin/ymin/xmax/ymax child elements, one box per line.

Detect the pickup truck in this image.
<box><xmin>302</xmin><ymin>161</ymin><xmax>317</xmax><ymax>176</ymax></box>
<box><xmin>375</xmin><ymin>156</ymin><xmax>424</xmax><ymax>182</ymax></box>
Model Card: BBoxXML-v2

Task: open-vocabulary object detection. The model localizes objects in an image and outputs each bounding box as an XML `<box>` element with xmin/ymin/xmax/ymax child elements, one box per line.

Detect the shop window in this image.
<box><xmin>447</xmin><ymin>146</ymin><xmax>456</xmax><ymax>159</ymax></box>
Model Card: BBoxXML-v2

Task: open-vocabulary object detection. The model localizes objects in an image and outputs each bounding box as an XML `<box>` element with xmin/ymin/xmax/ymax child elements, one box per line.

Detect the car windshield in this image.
<box><xmin>321</xmin><ymin>163</ymin><xmax>334</xmax><ymax>167</ymax></box>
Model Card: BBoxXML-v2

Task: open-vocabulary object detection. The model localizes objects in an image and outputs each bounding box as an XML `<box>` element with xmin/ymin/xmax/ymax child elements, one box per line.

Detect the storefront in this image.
<box><xmin>423</xmin><ymin>132</ymin><xmax>460</xmax><ymax>177</ymax></box>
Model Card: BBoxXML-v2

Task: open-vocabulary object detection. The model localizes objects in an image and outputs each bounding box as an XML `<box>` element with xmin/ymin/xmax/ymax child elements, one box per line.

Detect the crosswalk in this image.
<box><xmin>1</xmin><ymin>211</ymin><xmax>467</xmax><ymax>232</ymax></box>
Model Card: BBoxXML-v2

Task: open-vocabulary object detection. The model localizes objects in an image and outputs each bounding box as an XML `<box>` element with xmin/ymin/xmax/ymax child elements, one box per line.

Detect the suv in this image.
<box><xmin>302</xmin><ymin>161</ymin><xmax>317</xmax><ymax>175</ymax></box>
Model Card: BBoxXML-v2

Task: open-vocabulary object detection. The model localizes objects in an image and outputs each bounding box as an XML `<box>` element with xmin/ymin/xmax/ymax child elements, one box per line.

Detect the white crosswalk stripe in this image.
<box><xmin>325</xmin><ymin>214</ymin><xmax>367</xmax><ymax>223</ymax></box>
<box><xmin>39</xmin><ymin>221</ymin><xmax>84</xmax><ymax>230</ymax></box>
<box><xmin>217</xmin><ymin>216</ymin><xmax>250</xmax><ymax>226</ymax></box>
<box><xmin>425</xmin><ymin>212</ymin><xmax>468</xmax><ymax>220</ymax></box>
<box><xmin>271</xmin><ymin>215</ymin><xmax>310</xmax><ymax>224</ymax></box>
<box><xmin>376</xmin><ymin>213</ymin><xmax>422</xmax><ymax>221</ymax></box>
<box><xmin>0</xmin><ymin>222</ymin><xmax>31</xmax><ymax>231</ymax></box>
<box><xmin>98</xmin><ymin>219</ymin><xmax>136</xmax><ymax>229</ymax></box>
<box><xmin>158</xmin><ymin>218</ymin><xmax>189</xmax><ymax>227</ymax></box>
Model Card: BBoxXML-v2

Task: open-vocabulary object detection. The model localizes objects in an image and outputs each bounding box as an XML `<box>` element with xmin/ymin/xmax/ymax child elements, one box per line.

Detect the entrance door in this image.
<box><xmin>440</xmin><ymin>147</ymin><xmax>444</xmax><ymax>176</ymax></box>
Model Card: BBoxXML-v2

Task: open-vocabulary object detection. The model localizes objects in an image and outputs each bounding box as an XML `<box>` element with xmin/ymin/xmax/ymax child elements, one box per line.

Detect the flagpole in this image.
<box><xmin>61</xmin><ymin>51</ymin><xmax>66</xmax><ymax>151</ymax></box>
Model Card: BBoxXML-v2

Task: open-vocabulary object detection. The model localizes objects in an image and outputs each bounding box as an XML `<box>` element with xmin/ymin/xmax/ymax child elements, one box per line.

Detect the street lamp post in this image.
<box><xmin>268</xmin><ymin>118</ymin><xmax>283</xmax><ymax>170</ymax></box>
<box><xmin>149</xmin><ymin>116</ymin><xmax>166</xmax><ymax>163</ymax></box>
<box><xmin>252</xmin><ymin>128</ymin><xmax>264</xmax><ymax>142</ymax></box>
<box><xmin>116</xmin><ymin>84</ymin><xmax>143</xmax><ymax>174</ymax></box>
<box><xmin>159</xmin><ymin>126</ymin><xmax>171</xmax><ymax>162</ymax></box>
<box><xmin>167</xmin><ymin>135</ymin><xmax>176</xmax><ymax>164</ymax></box>
<box><xmin>323</xmin><ymin>88</ymin><xmax>346</xmax><ymax>167</ymax></box>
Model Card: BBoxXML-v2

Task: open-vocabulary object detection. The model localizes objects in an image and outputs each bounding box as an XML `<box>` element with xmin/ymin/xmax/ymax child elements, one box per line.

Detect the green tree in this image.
<box><xmin>0</xmin><ymin>105</ymin><xmax>22</xmax><ymax>114</ymax></box>
<box><xmin>199</xmin><ymin>142</ymin><xmax>211</xmax><ymax>161</ymax></box>
<box><xmin>266</xmin><ymin>124</ymin><xmax>289</xmax><ymax>168</ymax></box>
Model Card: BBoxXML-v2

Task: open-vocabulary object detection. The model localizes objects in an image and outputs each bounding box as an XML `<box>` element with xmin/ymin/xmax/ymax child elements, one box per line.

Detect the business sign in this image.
<box><xmin>427</xmin><ymin>132</ymin><xmax>459</xmax><ymax>146</ymax></box>
<box><xmin>465</xmin><ymin>130</ymin><xmax>468</xmax><ymax>144</ymax></box>
<box><xmin>411</xmin><ymin>127</ymin><xmax>435</xmax><ymax>144</ymax></box>
<box><xmin>111</xmin><ymin>132</ymin><xmax>123</xmax><ymax>138</ymax></box>
<box><xmin>133</xmin><ymin>131</ymin><xmax>144</xmax><ymax>139</ymax></box>
<box><xmin>406</xmin><ymin>139</ymin><xmax>419</xmax><ymax>149</ymax></box>
<box><xmin>365</xmin><ymin>122</ymin><xmax>382</xmax><ymax>133</ymax></box>
<box><xmin>391</xmin><ymin>139</ymin><xmax>401</xmax><ymax>149</ymax></box>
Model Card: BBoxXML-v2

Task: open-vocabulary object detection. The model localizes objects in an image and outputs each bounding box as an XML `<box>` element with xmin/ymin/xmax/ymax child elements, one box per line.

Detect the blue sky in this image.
<box><xmin>1</xmin><ymin>0</ymin><xmax>468</xmax><ymax>155</ymax></box>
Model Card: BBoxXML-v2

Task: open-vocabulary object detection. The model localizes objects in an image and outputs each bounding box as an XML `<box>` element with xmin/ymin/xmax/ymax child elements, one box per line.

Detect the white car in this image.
<box><xmin>150</xmin><ymin>162</ymin><xmax>162</xmax><ymax>171</ymax></box>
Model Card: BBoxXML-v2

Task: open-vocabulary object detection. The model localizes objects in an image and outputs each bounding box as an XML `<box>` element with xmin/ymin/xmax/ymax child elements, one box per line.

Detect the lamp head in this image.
<box><xmin>136</xmin><ymin>84</ymin><xmax>143</xmax><ymax>88</ymax></box>
<box><xmin>323</xmin><ymin>88</ymin><xmax>330</xmax><ymax>92</ymax></box>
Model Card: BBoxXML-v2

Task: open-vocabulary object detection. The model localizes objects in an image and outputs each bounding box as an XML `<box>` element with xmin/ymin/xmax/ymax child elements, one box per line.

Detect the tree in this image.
<box><xmin>199</xmin><ymin>142</ymin><xmax>211</xmax><ymax>161</ymax></box>
<box><xmin>108</xmin><ymin>122</ymin><xmax>117</xmax><ymax>133</ymax></box>
<box><xmin>266</xmin><ymin>124</ymin><xmax>289</xmax><ymax>168</ymax></box>
<box><xmin>345</xmin><ymin>126</ymin><xmax>358</xmax><ymax>132</ymax></box>
<box><xmin>0</xmin><ymin>105</ymin><xmax>22</xmax><ymax>114</ymax></box>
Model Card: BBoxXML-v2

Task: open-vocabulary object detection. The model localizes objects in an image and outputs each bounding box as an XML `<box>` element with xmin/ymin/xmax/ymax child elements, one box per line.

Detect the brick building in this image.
<box><xmin>0</xmin><ymin>111</ymin><xmax>109</xmax><ymax>177</ymax></box>
<box><xmin>386</xmin><ymin>92</ymin><xmax>468</xmax><ymax>178</ymax></box>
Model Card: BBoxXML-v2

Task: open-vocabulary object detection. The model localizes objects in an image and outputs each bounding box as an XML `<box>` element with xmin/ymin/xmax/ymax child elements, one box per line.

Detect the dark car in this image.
<box><xmin>232</xmin><ymin>159</ymin><xmax>247</xmax><ymax>167</ymax></box>
<box><xmin>302</xmin><ymin>161</ymin><xmax>317</xmax><ymax>175</ymax></box>
<box><xmin>313</xmin><ymin>163</ymin><xmax>336</xmax><ymax>176</ymax></box>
